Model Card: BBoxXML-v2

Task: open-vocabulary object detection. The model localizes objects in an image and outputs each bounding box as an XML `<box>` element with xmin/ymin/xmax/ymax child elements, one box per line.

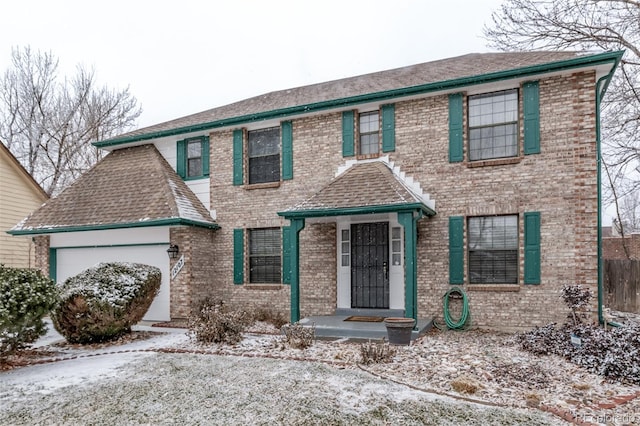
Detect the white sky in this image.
<box><xmin>0</xmin><ymin>0</ymin><xmax>505</xmax><ymax>128</ymax></box>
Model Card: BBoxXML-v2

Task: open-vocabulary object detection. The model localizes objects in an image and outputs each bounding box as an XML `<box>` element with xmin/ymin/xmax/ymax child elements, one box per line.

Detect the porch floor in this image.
<box><xmin>299</xmin><ymin>315</ymin><xmax>433</xmax><ymax>341</ymax></box>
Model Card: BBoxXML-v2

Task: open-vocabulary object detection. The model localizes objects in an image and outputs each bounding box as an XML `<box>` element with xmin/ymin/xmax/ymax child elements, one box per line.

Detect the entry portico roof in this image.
<box><xmin>9</xmin><ymin>144</ymin><xmax>218</xmax><ymax>235</ymax></box>
<box><xmin>278</xmin><ymin>158</ymin><xmax>435</xmax><ymax>219</ymax></box>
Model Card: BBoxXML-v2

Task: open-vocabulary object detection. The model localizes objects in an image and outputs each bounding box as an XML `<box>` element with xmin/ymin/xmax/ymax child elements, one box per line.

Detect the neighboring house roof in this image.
<box><xmin>96</xmin><ymin>50</ymin><xmax>622</xmax><ymax>149</ymax></box>
<box><xmin>279</xmin><ymin>159</ymin><xmax>435</xmax><ymax>219</ymax></box>
<box><xmin>10</xmin><ymin>144</ymin><xmax>217</xmax><ymax>235</ymax></box>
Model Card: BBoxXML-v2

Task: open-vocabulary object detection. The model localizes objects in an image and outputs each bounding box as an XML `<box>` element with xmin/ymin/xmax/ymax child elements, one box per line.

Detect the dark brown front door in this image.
<box><xmin>351</xmin><ymin>222</ymin><xmax>389</xmax><ymax>309</ymax></box>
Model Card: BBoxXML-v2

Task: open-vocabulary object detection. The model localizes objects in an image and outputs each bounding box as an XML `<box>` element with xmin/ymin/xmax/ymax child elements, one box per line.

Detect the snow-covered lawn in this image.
<box><xmin>1</xmin><ymin>321</ymin><xmax>638</xmax><ymax>425</ymax></box>
<box><xmin>0</xmin><ymin>324</ymin><xmax>551</xmax><ymax>425</ymax></box>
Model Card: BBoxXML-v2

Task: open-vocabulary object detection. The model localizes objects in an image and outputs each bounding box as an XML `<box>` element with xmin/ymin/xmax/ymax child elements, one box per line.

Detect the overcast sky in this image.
<box><xmin>0</xmin><ymin>0</ymin><xmax>505</xmax><ymax>128</ymax></box>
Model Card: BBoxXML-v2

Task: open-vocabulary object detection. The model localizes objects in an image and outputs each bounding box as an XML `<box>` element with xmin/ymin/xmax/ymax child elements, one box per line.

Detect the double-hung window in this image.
<box><xmin>468</xmin><ymin>89</ymin><xmax>518</xmax><ymax>161</ymax></box>
<box><xmin>176</xmin><ymin>136</ymin><xmax>209</xmax><ymax>179</ymax></box>
<box><xmin>468</xmin><ymin>215</ymin><xmax>518</xmax><ymax>284</ymax></box>
<box><xmin>359</xmin><ymin>111</ymin><xmax>380</xmax><ymax>155</ymax></box>
<box><xmin>248</xmin><ymin>127</ymin><xmax>280</xmax><ymax>184</ymax></box>
<box><xmin>249</xmin><ymin>228</ymin><xmax>281</xmax><ymax>283</ymax></box>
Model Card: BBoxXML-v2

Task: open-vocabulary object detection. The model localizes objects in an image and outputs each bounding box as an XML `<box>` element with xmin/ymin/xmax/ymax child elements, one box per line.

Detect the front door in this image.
<box><xmin>351</xmin><ymin>222</ymin><xmax>389</xmax><ymax>308</ymax></box>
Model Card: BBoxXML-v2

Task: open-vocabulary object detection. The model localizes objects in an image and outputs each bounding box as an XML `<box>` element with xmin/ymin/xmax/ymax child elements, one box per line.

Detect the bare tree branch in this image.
<box><xmin>0</xmin><ymin>46</ymin><xmax>142</xmax><ymax>195</ymax></box>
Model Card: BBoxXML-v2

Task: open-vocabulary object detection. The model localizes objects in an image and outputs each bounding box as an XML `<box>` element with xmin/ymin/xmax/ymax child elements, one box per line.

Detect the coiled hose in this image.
<box><xmin>443</xmin><ymin>287</ymin><xmax>470</xmax><ymax>330</ymax></box>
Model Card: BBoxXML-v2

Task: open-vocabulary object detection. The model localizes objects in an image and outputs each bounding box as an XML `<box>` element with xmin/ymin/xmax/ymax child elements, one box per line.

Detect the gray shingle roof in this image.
<box><xmin>286</xmin><ymin>161</ymin><xmax>431</xmax><ymax>213</ymax></box>
<box><xmin>12</xmin><ymin>144</ymin><xmax>216</xmax><ymax>233</ymax></box>
<box><xmin>108</xmin><ymin>51</ymin><xmax>583</xmax><ymax>142</ymax></box>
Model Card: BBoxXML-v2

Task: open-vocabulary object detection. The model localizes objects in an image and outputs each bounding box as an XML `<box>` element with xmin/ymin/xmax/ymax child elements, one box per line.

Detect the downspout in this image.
<box><xmin>595</xmin><ymin>53</ymin><xmax>623</xmax><ymax>327</ymax></box>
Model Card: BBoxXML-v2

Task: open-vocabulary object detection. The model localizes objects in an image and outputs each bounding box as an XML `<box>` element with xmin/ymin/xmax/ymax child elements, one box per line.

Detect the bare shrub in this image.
<box><xmin>188</xmin><ymin>299</ymin><xmax>250</xmax><ymax>345</ymax></box>
<box><xmin>450</xmin><ymin>377</ymin><xmax>481</xmax><ymax>394</ymax></box>
<box><xmin>360</xmin><ymin>339</ymin><xmax>396</xmax><ymax>365</ymax></box>
<box><xmin>561</xmin><ymin>284</ymin><xmax>592</xmax><ymax>325</ymax></box>
<box><xmin>251</xmin><ymin>306</ymin><xmax>288</xmax><ymax>329</ymax></box>
<box><xmin>281</xmin><ymin>322</ymin><xmax>315</xmax><ymax>349</ymax></box>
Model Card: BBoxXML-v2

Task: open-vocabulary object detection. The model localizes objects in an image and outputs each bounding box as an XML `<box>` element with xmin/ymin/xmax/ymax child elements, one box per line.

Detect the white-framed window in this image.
<box><xmin>358</xmin><ymin>111</ymin><xmax>380</xmax><ymax>155</ymax></box>
<box><xmin>391</xmin><ymin>226</ymin><xmax>402</xmax><ymax>266</ymax></box>
<box><xmin>468</xmin><ymin>215</ymin><xmax>518</xmax><ymax>284</ymax></box>
<box><xmin>248</xmin><ymin>127</ymin><xmax>280</xmax><ymax>184</ymax></box>
<box><xmin>249</xmin><ymin>227</ymin><xmax>281</xmax><ymax>283</ymax></box>
<box><xmin>341</xmin><ymin>229</ymin><xmax>350</xmax><ymax>266</ymax></box>
<box><xmin>468</xmin><ymin>89</ymin><xmax>518</xmax><ymax>161</ymax></box>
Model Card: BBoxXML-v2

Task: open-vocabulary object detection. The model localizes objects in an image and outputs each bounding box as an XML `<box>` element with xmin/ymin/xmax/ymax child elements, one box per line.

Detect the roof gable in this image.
<box><xmin>0</xmin><ymin>142</ymin><xmax>48</xmax><ymax>200</ymax></box>
<box><xmin>281</xmin><ymin>158</ymin><xmax>435</xmax><ymax>218</ymax></box>
<box><xmin>11</xmin><ymin>144</ymin><xmax>216</xmax><ymax>234</ymax></box>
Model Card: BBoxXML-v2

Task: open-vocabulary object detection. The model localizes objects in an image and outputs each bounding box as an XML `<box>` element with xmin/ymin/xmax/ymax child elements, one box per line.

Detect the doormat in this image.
<box><xmin>344</xmin><ymin>316</ymin><xmax>386</xmax><ymax>322</ymax></box>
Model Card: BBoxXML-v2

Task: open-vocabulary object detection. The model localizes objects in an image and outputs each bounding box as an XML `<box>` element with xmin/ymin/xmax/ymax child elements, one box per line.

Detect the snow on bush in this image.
<box><xmin>517</xmin><ymin>284</ymin><xmax>640</xmax><ymax>385</ymax></box>
<box><xmin>0</xmin><ymin>265</ymin><xmax>57</xmax><ymax>357</ymax></box>
<box><xmin>51</xmin><ymin>262</ymin><xmax>160</xmax><ymax>344</ymax></box>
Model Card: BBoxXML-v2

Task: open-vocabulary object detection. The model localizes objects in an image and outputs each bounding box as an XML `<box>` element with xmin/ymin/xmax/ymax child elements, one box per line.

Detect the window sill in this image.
<box><xmin>356</xmin><ymin>153</ymin><xmax>381</xmax><ymax>160</ymax></box>
<box><xmin>466</xmin><ymin>157</ymin><xmax>522</xmax><ymax>168</ymax></box>
<box><xmin>243</xmin><ymin>284</ymin><xmax>285</xmax><ymax>290</ymax></box>
<box><xmin>244</xmin><ymin>181</ymin><xmax>281</xmax><ymax>190</ymax></box>
<box><xmin>183</xmin><ymin>175</ymin><xmax>210</xmax><ymax>181</ymax></box>
<box><xmin>466</xmin><ymin>284</ymin><xmax>520</xmax><ymax>292</ymax></box>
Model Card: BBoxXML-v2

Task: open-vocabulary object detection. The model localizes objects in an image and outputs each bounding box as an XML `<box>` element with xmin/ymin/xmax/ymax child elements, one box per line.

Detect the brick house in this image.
<box><xmin>10</xmin><ymin>51</ymin><xmax>622</xmax><ymax>330</ymax></box>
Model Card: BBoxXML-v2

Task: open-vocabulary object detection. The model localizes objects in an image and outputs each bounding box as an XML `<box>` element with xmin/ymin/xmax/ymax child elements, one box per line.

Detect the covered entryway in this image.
<box><xmin>351</xmin><ymin>222</ymin><xmax>389</xmax><ymax>309</ymax></box>
<box><xmin>278</xmin><ymin>157</ymin><xmax>437</xmax><ymax>328</ymax></box>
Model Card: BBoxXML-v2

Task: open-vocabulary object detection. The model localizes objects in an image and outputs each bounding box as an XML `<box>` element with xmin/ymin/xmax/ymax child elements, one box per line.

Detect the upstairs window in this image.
<box><xmin>468</xmin><ymin>89</ymin><xmax>518</xmax><ymax>161</ymax></box>
<box><xmin>249</xmin><ymin>228</ymin><xmax>281</xmax><ymax>283</ymax></box>
<box><xmin>359</xmin><ymin>111</ymin><xmax>379</xmax><ymax>155</ymax></box>
<box><xmin>176</xmin><ymin>136</ymin><xmax>209</xmax><ymax>179</ymax></box>
<box><xmin>468</xmin><ymin>215</ymin><xmax>518</xmax><ymax>284</ymax></box>
<box><xmin>248</xmin><ymin>127</ymin><xmax>280</xmax><ymax>184</ymax></box>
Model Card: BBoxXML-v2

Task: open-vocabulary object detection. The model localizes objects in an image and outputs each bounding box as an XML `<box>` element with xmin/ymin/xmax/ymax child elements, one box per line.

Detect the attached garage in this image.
<box><xmin>49</xmin><ymin>227</ymin><xmax>171</xmax><ymax>322</ymax></box>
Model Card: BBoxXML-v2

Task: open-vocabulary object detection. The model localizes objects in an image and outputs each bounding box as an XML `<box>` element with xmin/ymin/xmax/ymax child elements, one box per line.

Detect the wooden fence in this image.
<box><xmin>604</xmin><ymin>259</ymin><xmax>640</xmax><ymax>313</ymax></box>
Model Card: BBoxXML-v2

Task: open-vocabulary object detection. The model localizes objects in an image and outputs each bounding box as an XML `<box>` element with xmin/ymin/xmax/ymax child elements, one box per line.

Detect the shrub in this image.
<box><xmin>51</xmin><ymin>262</ymin><xmax>160</xmax><ymax>344</ymax></box>
<box><xmin>0</xmin><ymin>265</ymin><xmax>57</xmax><ymax>357</ymax></box>
<box><xmin>517</xmin><ymin>322</ymin><xmax>640</xmax><ymax>385</ymax></box>
<box><xmin>561</xmin><ymin>284</ymin><xmax>592</xmax><ymax>325</ymax></box>
<box><xmin>188</xmin><ymin>299</ymin><xmax>251</xmax><ymax>345</ymax></box>
<box><xmin>360</xmin><ymin>339</ymin><xmax>396</xmax><ymax>364</ymax></box>
<box><xmin>281</xmin><ymin>322</ymin><xmax>315</xmax><ymax>349</ymax></box>
<box><xmin>251</xmin><ymin>306</ymin><xmax>288</xmax><ymax>329</ymax></box>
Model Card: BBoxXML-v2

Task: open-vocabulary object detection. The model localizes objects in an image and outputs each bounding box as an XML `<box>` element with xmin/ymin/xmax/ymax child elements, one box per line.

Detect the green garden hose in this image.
<box><xmin>443</xmin><ymin>287</ymin><xmax>470</xmax><ymax>330</ymax></box>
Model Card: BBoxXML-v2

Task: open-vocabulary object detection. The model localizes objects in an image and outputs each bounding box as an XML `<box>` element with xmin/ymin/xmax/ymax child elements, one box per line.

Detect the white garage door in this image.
<box><xmin>55</xmin><ymin>245</ymin><xmax>170</xmax><ymax>322</ymax></box>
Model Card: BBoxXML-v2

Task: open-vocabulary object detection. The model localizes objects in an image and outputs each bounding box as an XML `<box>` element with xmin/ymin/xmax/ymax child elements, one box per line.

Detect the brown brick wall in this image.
<box><xmin>169</xmin><ymin>226</ymin><xmax>218</xmax><ymax>319</ymax></box>
<box><xmin>200</xmin><ymin>70</ymin><xmax>599</xmax><ymax>330</ymax></box>
<box><xmin>33</xmin><ymin>235</ymin><xmax>49</xmax><ymax>277</ymax></box>
<box><xmin>603</xmin><ymin>235</ymin><xmax>640</xmax><ymax>260</ymax></box>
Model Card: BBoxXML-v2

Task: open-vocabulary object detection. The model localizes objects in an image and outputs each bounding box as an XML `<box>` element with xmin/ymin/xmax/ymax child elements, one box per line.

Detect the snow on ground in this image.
<box><xmin>0</xmin><ymin>322</ymin><xmax>567</xmax><ymax>425</ymax></box>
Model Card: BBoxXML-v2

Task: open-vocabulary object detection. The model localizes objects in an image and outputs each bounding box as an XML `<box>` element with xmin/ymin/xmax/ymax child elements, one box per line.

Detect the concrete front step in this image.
<box><xmin>298</xmin><ymin>315</ymin><xmax>433</xmax><ymax>341</ymax></box>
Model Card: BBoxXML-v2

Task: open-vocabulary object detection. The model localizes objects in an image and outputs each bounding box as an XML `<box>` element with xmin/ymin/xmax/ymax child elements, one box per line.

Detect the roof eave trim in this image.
<box><xmin>277</xmin><ymin>203</ymin><xmax>436</xmax><ymax>219</ymax></box>
<box><xmin>94</xmin><ymin>50</ymin><xmax>624</xmax><ymax>149</ymax></box>
<box><xmin>7</xmin><ymin>218</ymin><xmax>220</xmax><ymax>236</ymax></box>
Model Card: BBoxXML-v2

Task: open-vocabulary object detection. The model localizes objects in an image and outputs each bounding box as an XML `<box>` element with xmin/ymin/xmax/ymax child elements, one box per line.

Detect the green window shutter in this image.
<box><xmin>281</xmin><ymin>121</ymin><xmax>293</xmax><ymax>180</ymax></box>
<box><xmin>342</xmin><ymin>110</ymin><xmax>355</xmax><ymax>157</ymax></box>
<box><xmin>202</xmin><ymin>136</ymin><xmax>210</xmax><ymax>177</ymax></box>
<box><xmin>448</xmin><ymin>93</ymin><xmax>464</xmax><ymax>162</ymax></box>
<box><xmin>523</xmin><ymin>81</ymin><xmax>540</xmax><ymax>155</ymax></box>
<box><xmin>282</xmin><ymin>226</ymin><xmax>291</xmax><ymax>284</ymax></box>
<box><xmin>449</xmin><ymin>216</ymin><xmax>464</xmax><ymax>284</ymax></box>
<box><xmin>524</xmin><ymin>212</ymin><xmax>541</xmax><ymax>284</ymax></box>
<box><xmin>233</xmin><ymin>228</ymin><xmax>244</xmax><ymax>284</ymax></box>
<box><xmin>381</xmin><ymin>103</ymin><xmax>395</xmax><ymax>152</ymax></box>
<box><xmin>232</xmin><ymin>129</ymin><xmax>243</xmax><ymax>185</ymax></box>
<box><xmin>176</xmin><ymin>139</ymin><xmax>186</xmax><ymax>178</ymax></box>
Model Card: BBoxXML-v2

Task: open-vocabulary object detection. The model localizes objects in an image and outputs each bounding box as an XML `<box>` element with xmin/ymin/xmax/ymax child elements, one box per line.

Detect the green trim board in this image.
<box><xmin>49</xmin><ymin>248</ymin><xmax>57</xmax><ymax>281</ymax></box>
<box><xmin>278</xmin><ymin>202</ymin><xmax>436</xmax><ymax>220</ymax></box>
<box><xmin>94</xmin><ymin>51</ymin><xmax>623</xmax><ymax>149</ymax></box>
<box><xmin>398</xmin><ymin>211</ymin><xmax>419</xmax><ymax>323</ymax></box>
<box><xmin>8</xmin><ymin>218</ymin><xmax>220</xmax><ymax>236</ymax></box>
<box><xmin>50</xmin><ymin>242</ymin><xmax>170</xmax><ymax>250</ymax></box>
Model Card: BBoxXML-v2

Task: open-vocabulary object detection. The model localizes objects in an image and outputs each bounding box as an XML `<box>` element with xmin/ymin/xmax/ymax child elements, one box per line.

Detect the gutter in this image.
<box><xmin>95</xmin><ymin>51</ymin><xmax>625</xmax><ymax>149</ymax></box>
<box><xmin>7</xmin><ymin>217</ymin><xmax>220</xmax><ymax>236</ymax></box>
<box><xmin>595</xmin><ymin>51</ymin><xmax>624</xmax><ymax>327</ymax></box>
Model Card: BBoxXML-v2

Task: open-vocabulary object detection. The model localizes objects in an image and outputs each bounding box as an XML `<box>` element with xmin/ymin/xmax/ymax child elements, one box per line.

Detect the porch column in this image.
<box><xmin>289</xmin><ymin>218</ymin><xmax>305</xmax><ymax>323</ymax></box>
<box><xmin>398</xmin><ymin>211</ymin><xmax>418</xmax><ymax>322</ymax></box>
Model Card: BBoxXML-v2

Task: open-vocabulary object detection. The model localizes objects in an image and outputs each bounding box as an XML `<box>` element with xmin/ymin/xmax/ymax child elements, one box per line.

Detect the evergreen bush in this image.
<box><xmin>51</xmin><ymin>262</ymin><xmax>160</xmax><ymax>344</ymax></box>
<box><xmin>0</xmin><ymin>265</ymin><xmax>57</xmax><ymax>357</ymax></box>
